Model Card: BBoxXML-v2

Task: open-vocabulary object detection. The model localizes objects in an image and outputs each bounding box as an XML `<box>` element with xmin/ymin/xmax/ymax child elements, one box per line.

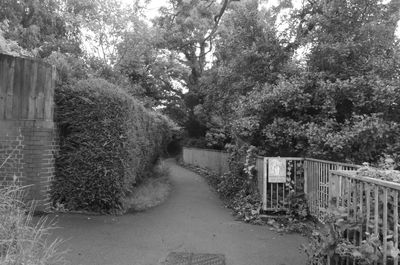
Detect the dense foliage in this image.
<box><xmin>187</xmin><ymin>0</ymin><xmax>400</xmax><ymax>167</ymax></box>
<box><xmin>52</xmin><ymin>78</ymin><xmax>174</xmax><ymax>213</ymax></box>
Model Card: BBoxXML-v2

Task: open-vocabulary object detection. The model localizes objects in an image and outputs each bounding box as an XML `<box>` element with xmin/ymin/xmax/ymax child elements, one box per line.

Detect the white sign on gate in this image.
<box><xmin>266</xmin><ymin>158</ymin><xmax>286</xmax><ymax>183</ymax></box>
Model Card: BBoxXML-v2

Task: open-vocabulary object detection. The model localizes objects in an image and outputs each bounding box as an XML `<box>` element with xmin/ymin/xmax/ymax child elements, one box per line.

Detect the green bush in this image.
<box><xmin>52</xmin><ymin>78</ymin><xmax>174</xmax><ymax>213</ymax></box>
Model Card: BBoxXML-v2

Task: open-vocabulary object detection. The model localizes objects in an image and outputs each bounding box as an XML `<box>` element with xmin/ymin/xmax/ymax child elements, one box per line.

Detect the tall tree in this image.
<box><xmin>153</xmin><ymin>0</ymin><xmax>234</xmax><ymax>136</ymax></box>
<box><xmin>292</xmin><ymin>0</ymin><xmax>400</xmax><ymax>79</ymax></box>
<box><xmin>229</xmin><ymin>0</ymin><xmax>400</xmax><ymax>163</ymax></box>
<box><xmin>200</xmin><ymin>0</ymin><xmax>290</xmax><ymax>125</ymax></box>
<box><xmin>80</xmin><ymin>0</ymin><xmax>143</xmax><ymax>66</ymax></box>
<box><xmin>0</xmin><ymin>0</ymin><xmax>82</xmax><ymax>57</ymax></box>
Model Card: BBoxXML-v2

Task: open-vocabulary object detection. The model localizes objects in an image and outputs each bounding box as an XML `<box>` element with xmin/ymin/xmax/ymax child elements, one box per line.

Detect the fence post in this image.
<box><xmin>262</xmin><ymin>157</ymin><xmax>267</xmax><ymax>211</ymax></box>
<box><xmin>304</xmin><ymin>159</ymin><xmax>308</xmax><ymax>194</ymax></box>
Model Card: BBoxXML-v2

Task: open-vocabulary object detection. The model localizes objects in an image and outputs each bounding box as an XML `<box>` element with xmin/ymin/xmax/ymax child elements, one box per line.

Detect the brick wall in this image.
<box><xmin>0</xmin><ymin>120</ymin><xmax>57</xmax><ymax>212</ymax></box>
<box><xmin>0</xmin><ymin>131</ymin><xmax>24</xmax><ymax>183</ymax></box>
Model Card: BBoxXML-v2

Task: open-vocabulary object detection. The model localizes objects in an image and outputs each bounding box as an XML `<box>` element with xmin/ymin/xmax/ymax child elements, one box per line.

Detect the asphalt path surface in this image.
<box><xmin>49</xmin><ymin>159</ymin><xmax>307</xmax><ymax>265</ymax></box>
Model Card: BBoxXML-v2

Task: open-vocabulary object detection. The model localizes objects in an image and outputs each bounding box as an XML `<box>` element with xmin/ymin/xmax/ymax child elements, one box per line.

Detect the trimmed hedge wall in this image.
<box><xmin>52</xmin><ymin>78</ymin><xmax>173</xmax><ymax>213</ymax></box>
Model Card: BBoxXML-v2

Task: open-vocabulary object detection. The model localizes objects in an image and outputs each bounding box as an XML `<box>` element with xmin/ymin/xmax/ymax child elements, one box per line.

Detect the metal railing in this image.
<box><xmin>259</xmin><ymin>157</ymin><xmax>359</xmax><ymax>215</ymax></box>
<box><xmin>304</xmin><ymin>158</ymin><xmax>360</xmax><ymax>219</ymax></box>
<box><xmin>182</xmin><ymin>147</ymin><xmax>400</xmax><ymax>263</ymax></box>
<box><xmin>260</xmin><ymin>157</ymin><xmax>304</xmax><ymax>212</ymax></box>
<box><xmin>329</xmin><ymin>170</ymin><xmax>400</xmax><ymax>265</ymax></box>
<box><xmin>183</xmin><ymin>147</ymin><xmax>361</xmax><ymax>217</ymax></box>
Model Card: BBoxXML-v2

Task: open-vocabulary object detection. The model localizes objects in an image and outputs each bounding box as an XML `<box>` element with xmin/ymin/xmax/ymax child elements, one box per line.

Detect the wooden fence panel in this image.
<box><xmin>0</xmin><ymin>54</ymin><xmax>55</xmax><ymax>121</ymax></box>
<box><xmin>182</xmin><ymin>147</ymin><xmax>230</xmax><ymax>175</ymax></box>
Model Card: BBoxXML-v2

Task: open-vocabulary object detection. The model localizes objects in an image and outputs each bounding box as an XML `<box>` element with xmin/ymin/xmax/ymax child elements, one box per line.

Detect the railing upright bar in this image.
<box><xmin>262</xmin><ymin>157</ymin><xmax>267</xmax><ymax>211</ymax></box>
<box><xmin>320</xmin><ymin>162</ymin><xmax>323</xmax><ymax>211</ymax></box>
<box><xmin>325</xmin><ymin>163</ymin><xmax>328</xmax><ymax>210</ymax></box>
<box><xmin>282</xmin><ymin>181</ymin><xmax>285</xmax><ymax>208</ymax></box>
<box><xmin>322</xmin><ymin>162</ymin><xmax>325</xmax><ymax>210</ymax></box>
<box><xmin>359</xmin><ymin>181</ymin><xmax>363</xmax><ymax>244</ymax></box>
<box><xmin>383</xmin><ymin>188</ymin><xmax>388</xmax><ymax>264</ymax></box>
<box><xmin>314</xmin><ymin>161</ymin><xmax>317</xmax><ymax>216</ymax></box>
<box><xmin>366</xmin><ymin>184</ymin><xmax>371</xmax><ymax>235</ymax></box>
<box><xmin>372</xmin><ymin>186</ymin><xmax>378</xmax><ymax>265</ymax></box>
<box><xmin>353</xmin><ymin>180</ymin><xmax>358</xmax><ymax>243</ymax></box>
<box><xmin>347</xmin><ymin>179</ymin><xmax>351</xmax><ymax>241</ymax></box>
<box><xmin>394</xmin><ymin>191</ymin><xmax>399</xmax><ymax>265</ymax></box>
<box><xmin>338</xmin><ymin>174</ymin><xmax>342</xmax><ymax>208</ymax></box>
<box><xmin>374</xmin><ymin>186</ymin><xmax>379</xmax><ymax>236</ymax></box>
<box><xmin>309</xmin><ymin>161</ymin><xmax>313</xmax><ymax>214</ymax></box>
<box><xmin>270</xmin><ymin>182</ymin><xmax>273</xmax><ymax>209</ymax></box>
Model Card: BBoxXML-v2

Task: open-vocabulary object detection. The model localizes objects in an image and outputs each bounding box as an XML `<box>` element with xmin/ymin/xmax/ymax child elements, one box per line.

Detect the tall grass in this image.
<box><xmin>1</xmin><ymin>144</ymin><xmax>68</xmax><ymax>265</ymax></box>
<box><xmin>0</xmin><ymin>184</ymin><xmax>68</xmax><ymax>265</ymax></box>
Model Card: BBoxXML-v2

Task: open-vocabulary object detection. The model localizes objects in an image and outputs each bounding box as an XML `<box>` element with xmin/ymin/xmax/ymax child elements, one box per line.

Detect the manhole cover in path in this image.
<box><xmin>164</xmin><ymin>252</ymin><xmax>225</xmax><ymax>265</ymax></box>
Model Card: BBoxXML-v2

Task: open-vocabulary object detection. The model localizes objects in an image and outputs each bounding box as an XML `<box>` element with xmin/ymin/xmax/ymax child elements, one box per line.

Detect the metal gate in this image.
<box><xmin>261</xmin><ymin>157</ymin><xmax>305</xmax><ymax>212</ymax></box>
<box><xmin>260</xmin><ymin>157</ymin><xmax>359</xmax><ymax>218</ymax></box>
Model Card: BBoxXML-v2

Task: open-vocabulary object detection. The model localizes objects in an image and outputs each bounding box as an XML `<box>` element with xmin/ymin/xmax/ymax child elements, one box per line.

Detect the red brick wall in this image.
<box><xmin>0</xmin><ymin>120</ymin><xmax>57</xmax><ymax>212</ymax></box>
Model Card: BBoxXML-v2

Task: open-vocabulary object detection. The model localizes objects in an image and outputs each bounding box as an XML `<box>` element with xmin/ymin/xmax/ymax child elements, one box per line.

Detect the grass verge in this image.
<box><xmin>0</xmin><ymin>184</ymin><xmax>68</xmax><ymax>265</ymax></box>
<box><xmin>124</xmin><ymin>162</ymin><xmax>172</xmax><ymax>212</ymax></box>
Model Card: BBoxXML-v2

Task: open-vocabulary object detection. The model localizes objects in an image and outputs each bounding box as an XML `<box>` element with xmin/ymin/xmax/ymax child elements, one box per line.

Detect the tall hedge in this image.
<box><xmin>52</xmin><ymin>78</ymin><xmax>173</xmax><ymax>213</ymax></box>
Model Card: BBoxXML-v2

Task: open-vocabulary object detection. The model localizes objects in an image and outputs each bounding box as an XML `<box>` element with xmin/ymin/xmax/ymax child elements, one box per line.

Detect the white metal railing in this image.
<box><xmin>304</xmin><ymin>158</ymin><xmax>360</xmax><ymax>219</ymax></box>
<box><xmin>329</xmin><ymin>170</ymin><xmax>400</xmax><ymax>265</ymax></box>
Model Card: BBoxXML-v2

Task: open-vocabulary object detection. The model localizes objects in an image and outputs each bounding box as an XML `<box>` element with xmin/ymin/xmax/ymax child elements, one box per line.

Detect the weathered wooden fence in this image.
<box><xmin>183</xmin><ymin>147</ymin><xmax>264</xmax><ymax>194</ymax></box>
<box><xmin>0</xmin><ymin>53</ymin><xmax>57</xmax><ymax>211</ymax></box>
<box><xmin>182</xmin><ymin>147</ymin><xmax>229</xmax><ymax>175</ymax></box>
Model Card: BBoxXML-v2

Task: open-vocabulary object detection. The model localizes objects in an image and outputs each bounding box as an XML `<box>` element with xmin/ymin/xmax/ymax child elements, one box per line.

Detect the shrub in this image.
<box><xmin>305</xmin><ymin>114</ymin><xmax>400</xmax><ymax>164</ymax></box>
<box><xmin>0</xmin><ymin>184</ymin><xmax>67</xmax><ymax>265</ymax></box>
<box><xmin>181</xmin><ymin>137</ymin><xmax>208</xmax><ymax>149</ymax></box>
<box><xmin>215</xmin><ymin>145</ymin><xmax>258</xmax><ymax>200</ymax></box>
<box><xmin>52</xmin><ymin>78</ymin><xmax>174</xmax><ymax>213</ymax></box>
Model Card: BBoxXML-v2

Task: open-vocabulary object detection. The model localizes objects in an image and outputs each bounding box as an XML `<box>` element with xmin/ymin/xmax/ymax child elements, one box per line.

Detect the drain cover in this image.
<box><xmin>164</xmin><ymin>252</ymin><xmax>225</xmax><ymax>265</ymax></box>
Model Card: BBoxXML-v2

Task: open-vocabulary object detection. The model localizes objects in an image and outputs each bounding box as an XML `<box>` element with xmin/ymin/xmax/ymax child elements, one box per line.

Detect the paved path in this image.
<box><xmin>49</xmin><ymin>159</ymin><xmax>307</xmax><ymax>265</ymax></box>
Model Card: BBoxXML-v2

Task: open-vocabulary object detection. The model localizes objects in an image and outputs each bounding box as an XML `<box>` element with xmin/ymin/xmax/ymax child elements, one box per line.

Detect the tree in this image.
<box><xmin>153</xmin><ymin>0</ymin><xmax>236</xmax><ymax>136</ymax></box>
<box><xmin>199</xmin><ymin>0</ymin><xmax>290</xmax><ymax>127</ymax></box>
<box><xmin>0</xmin><ymin>0</ymin><xmax>86</xmax><ymax>57</ymax></box>
<box><xmin>292</xmin><ymin>0</ymin><xmax>400</xmax><ymax>78</ymax></box>
<box><xmin>228</xmin><ymin>0</ymin><xmax>400</xmax><ymax>164</ymax></box>
<box><xmin>79</xmin><ymin>0</ymin><xmax>143</xmax><ymax>66</ymax></box>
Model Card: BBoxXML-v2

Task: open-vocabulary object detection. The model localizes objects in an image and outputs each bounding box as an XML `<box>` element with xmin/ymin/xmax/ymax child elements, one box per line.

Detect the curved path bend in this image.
<box><xmin>50</xmin><ymin>159</ymin><xmax>307</xmax><ymax>265</ymax></box>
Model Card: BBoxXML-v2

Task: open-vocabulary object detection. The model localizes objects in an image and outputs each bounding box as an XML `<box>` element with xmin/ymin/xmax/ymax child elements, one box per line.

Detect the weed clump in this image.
<box><xmin>0</xmin><ymin>184</ymin><xmax>67</xmax><ymax>265</ymax></box>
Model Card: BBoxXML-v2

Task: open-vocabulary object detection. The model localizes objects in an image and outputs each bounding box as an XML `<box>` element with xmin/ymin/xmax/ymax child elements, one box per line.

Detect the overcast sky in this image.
<box><xmin>120</xmin><ymin>0</ymin><xmax>300</xmax><ymax>20</ymax></box>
